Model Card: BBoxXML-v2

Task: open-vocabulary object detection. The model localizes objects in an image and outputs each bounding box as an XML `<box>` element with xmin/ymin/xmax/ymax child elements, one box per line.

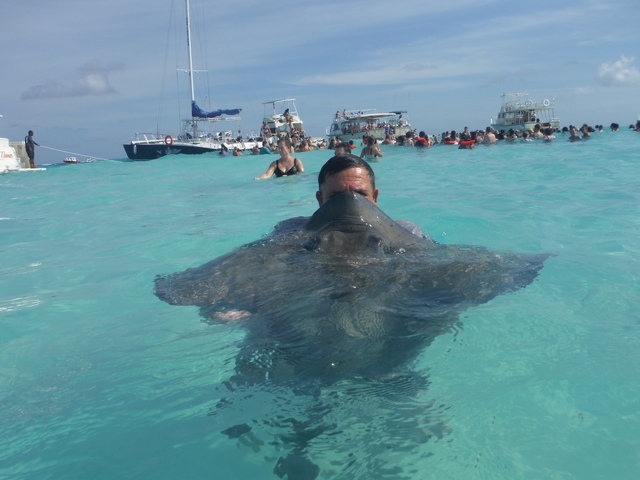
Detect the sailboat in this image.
<box><xmin>123</xmin><ymin>0</ymin><xmax>257</xmax><ymax>160</ymax></box>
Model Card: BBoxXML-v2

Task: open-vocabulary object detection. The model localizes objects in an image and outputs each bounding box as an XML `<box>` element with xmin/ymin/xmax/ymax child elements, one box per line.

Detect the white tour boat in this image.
<box><xmin>1</xmin><ymin>115</ymin><xmax>44</xmax><ymax>173</ymax></box>
<box><xmin>0</xmin><ymin>137</ymin><xmax>21</xmax><ymax>174</ymax></box>
<box><xmin>491</xmin><ymin>93</ymin><xmax>560</xmax><ymax>132</ymax></box>
<box><xmin>326</xmin><ymin>110</ymin><xmax>411</xmax><ymax>142</ymax></box>
<box><xmin>0</xmin><ymin>139</ymin><xmax>45</xmax><ymax>172</ymax></box>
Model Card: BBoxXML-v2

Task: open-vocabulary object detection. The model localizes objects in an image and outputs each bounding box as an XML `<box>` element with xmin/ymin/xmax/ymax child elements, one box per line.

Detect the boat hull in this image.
<box><xmin>491</xmin><ymin>119</ymin><xmax>560</xmax><ymax>132</ymax></box>
<box><xmin>332</xmin><ymin>126</ymin><xmax>411</xmax><ymax>142</ymax></box>
<box><xmin>123</xmin><ymin>140</ymin><xmax>256</xmax><ymax>160</ymax></box>
<box><xmin>1</xmin><ymin>138</ymin><xmax>21</xmax><ymax>173</ymax></box>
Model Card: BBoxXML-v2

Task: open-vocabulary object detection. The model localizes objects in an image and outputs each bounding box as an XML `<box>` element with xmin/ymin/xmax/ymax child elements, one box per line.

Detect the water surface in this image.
<box><xmin>1</xmin><ymin>132</ymin><xmax>639</xmax><ymax>479</ymax></box>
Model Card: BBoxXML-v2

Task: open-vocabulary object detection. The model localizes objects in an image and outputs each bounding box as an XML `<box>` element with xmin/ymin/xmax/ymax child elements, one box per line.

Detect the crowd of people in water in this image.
<box><xmin>369</xmin><ymin>120</ymin><xmax>640</xmax><ymax>149</ymax></box>
<box><xmin>249</xmin><ymin>119</ymin><xmax>640</xmax><ymax>178</ymax></box>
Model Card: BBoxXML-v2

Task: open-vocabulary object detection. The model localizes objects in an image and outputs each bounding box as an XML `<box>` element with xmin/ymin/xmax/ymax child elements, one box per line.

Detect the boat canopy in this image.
<box><xmin>262</xmin><ymin>99</ymin><xmax>296</xmax><ymax>105</ymax></box>
<box><xmin>191</xmin><ymin>101</ymin><xmax>241</xmax><ymax>118</ymax></box>
<box><xmin>343</xmin><ymin>113</ymin><xmax>397</xmax><ymax>121</ymax></box>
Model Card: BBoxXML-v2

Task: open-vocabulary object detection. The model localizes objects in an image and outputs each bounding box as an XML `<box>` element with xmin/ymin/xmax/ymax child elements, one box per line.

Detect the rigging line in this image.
<box><xmin>39</xmin><ymin>145</ymin><xmax>111</xmax><ymax>161</ymax></box>
<box><xmin>169</xmin><ymin>0</ymin><xmax>184</xmax><ymax>132</ymax></box>
<box><xmin>197</xmin><ymin>0</ymin><xmax>211</xmax><ymax>109</ymax></box>
<box><xmin>158</xmin><ymin>0</ymin><xmax>178</xmax><ymax>135</ymax></box>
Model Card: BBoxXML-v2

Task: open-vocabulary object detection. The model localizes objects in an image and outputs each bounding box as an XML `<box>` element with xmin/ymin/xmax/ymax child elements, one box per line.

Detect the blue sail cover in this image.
<box><xmin>191</xmin><ymin>101</ymin><xmax>241</xmax><ymax>118</ymax></box>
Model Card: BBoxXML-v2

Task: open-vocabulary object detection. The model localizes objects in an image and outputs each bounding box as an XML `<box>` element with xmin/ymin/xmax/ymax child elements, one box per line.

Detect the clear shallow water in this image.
<box><xmin>1</xmin><ymin>132</ymin><xmax>639</xmax><ymax>479</ymax></box>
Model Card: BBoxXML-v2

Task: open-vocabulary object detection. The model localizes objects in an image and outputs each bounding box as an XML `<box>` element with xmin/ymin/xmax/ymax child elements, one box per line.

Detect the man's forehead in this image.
<box><xmin>323</xmin><ymin>168</ymin><xmax>373</xmax><ymax>193</ymax></box>
<box><xmin>327</xmin><ymin>167</ymin><xmax>368</xmax><ymax>179</ymax></box>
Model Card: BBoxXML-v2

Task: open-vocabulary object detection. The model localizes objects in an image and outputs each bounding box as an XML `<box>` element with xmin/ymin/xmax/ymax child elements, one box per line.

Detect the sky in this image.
<box><xmin>2</xmin><ymin>0</ymin><xmax>640</xmax><ymax>163</ymax></box>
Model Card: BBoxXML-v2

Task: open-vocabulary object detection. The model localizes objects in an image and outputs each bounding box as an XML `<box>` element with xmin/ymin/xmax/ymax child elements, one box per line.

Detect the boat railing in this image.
<box><xmin>337</xmin><ymin>109</ymin><xmax>376</xmax><ymax>119</ymax></box>
<box><xmin>502</xmin><ymin>99</ymin><xmax>553</xmax><ymax>111</ymax></box>
<box><xmin>132</xmin><ymin>133</ymin><xmax>165</xmax><ymax>143</ymax></box>
<box><xmin>263</xmin><ymin>99</ymin><xmax>299</xmax><ymax>119</ymax></box>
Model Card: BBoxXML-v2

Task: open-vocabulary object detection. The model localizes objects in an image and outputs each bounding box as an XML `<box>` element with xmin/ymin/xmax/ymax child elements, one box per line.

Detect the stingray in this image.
<box><xmin>155</xmin><ymin>191</ymin><xmax>549</xmax><ymax>384</ymax></box>
<box><xmin>154</xmin><ymin>191</ymin><xmax>550</xmax><ymax>477</ymax></box>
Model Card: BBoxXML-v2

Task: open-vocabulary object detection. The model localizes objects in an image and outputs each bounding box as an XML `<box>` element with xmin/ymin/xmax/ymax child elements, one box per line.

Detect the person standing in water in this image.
<box><xmin>254</xmin><ymin>137</ymin><xmax>304</xmax><ymax>179</ymax></box>
<box><xmin>24</xmin><ymin>130</ymin><xmax>39</xmax><ymax>168</ymax></box>
<box><xmin>360</xmin><ymin>136</ymin><xmax>384</xmax><ymax>160</ymax></box>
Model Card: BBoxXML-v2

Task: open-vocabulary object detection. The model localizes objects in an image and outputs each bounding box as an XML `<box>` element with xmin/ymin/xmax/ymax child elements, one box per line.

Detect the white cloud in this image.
<box><xmin>575</xmin><ymin>86</ymin><xmax>595</xmax><ymax>95</ymax></box>
<box><xmin>21</xmin><ymin>60</ymin><xmax>124</xmax><ymax>100</ymax></box>
<box><xmin>596</xmin><ymin>55</ymin><xmax>640</xmax><ymax>86</ymax></box>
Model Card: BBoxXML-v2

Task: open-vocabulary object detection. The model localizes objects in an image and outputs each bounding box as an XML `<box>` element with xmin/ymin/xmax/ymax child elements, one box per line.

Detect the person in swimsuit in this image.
<box><xmin>359</xmin><ymin>135</ymin><xmax>383</xmax><ymax>161</ymax></box>
<box><xmin>414</xmin><ymin>131</ymin><xmax>430</xmax><ymax>148</ymax></box>
<box><xmin>262</xmin><ymin>122</ymin><xmax>272</xmax><ymax>141</ymax></box>
<box><xmin>332</xmin><ymin>142</ymin><xmax>350</xmax><ymax>156</ymax></box>
<box><xmin>254</xmin><ymin>137</ymin><xmax>305</xmax><ymax>180</ymax></box>
<box><xmin>569</xmin><ymin>126</ymin><xmax>582</xmax><ymax>142</ymax></box>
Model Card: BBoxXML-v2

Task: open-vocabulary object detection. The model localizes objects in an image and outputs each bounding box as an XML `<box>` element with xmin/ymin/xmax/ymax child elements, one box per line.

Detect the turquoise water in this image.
<box><xmin>1</xmin><ymin>132</ymin><xmax>639</xmax><ymax>479</ymax></box>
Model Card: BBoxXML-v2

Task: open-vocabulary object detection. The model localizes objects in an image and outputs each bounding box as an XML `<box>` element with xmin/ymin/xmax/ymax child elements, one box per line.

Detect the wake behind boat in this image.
<box><xmin>123</xmin><ymin>0</ymin><xmax>257</xmax><ymax>161</ymax></box>
<box><xmin>491</xmin><ymin>93</ymin><xmax>560</xmax><ymax>132</ymax></box>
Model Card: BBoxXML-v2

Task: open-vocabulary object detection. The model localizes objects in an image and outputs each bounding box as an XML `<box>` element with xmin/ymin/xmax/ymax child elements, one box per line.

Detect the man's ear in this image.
<box><xmin>315</xmin><ymin>191</ymin><xmax>324</xmax><ymax>207</ymax></box>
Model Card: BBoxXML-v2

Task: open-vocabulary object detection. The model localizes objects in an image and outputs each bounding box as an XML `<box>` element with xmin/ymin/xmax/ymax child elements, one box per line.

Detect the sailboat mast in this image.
<box><xmin>185</xmin><ymin>0</ymin><xmax>198</xmax><ymax>139</ymax></box>
<box><xmin>185</xmin><ymin>0</ymin><xmax>196</xmax><ymax>105</ymax></box>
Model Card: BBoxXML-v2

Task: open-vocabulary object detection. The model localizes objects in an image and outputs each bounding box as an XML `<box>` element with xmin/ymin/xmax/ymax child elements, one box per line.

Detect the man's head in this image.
<box><xmin>316</xmin><ymin>154</ymin><xmax>378</xmax><ymax>206</ymax></box>
<box><xmin>333</xmin><ymin>142</ymin><xmax>350</xmax><ymax>155</ymax></box>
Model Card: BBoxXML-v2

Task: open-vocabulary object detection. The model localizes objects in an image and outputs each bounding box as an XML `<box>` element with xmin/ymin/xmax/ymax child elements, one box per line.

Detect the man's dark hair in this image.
<box><xmin>318</xmin><ymin>154</ymin><xmax>375</xmax><ymax>190</ymax></box>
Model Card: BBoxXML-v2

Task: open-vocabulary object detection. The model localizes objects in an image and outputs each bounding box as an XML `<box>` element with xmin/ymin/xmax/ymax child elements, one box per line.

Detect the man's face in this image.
<box><xmin>316</xmin><ymin>167</ymin><xmax>378</xmax><ymax>207</ymax></box>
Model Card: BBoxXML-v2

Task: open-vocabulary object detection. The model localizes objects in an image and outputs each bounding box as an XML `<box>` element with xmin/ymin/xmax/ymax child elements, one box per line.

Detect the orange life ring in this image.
<box><xmin>164</xmin><ymin>135</ymin><xmax>173</xmax><ymax>146</ymax></box>
<box><xmin>460</xmin><ymin>139</ymin><xmax>475</xmax><ymax>146</ymax></box>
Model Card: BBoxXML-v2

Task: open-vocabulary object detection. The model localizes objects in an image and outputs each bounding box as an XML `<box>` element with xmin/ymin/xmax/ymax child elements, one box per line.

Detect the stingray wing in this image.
<box><xmin>154</xmin><ymin>238</ymin><xmax>302</xmax><ymax>310</ymax></box>
<box><xmin>396</xmin><ymin>245</ymin><xmax>550</xmax><ymax>312</ymax></box>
